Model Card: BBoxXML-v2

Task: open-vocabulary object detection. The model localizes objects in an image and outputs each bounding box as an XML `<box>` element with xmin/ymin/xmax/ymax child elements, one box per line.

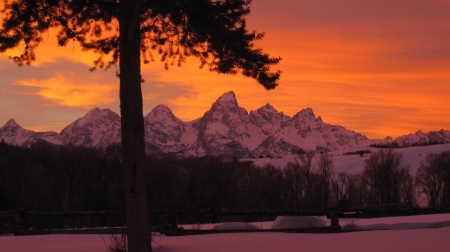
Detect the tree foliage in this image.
<box><xmin>0</xmin><ymin>0</ymin><xmax>281</xmax><ymax>89</ymax></box>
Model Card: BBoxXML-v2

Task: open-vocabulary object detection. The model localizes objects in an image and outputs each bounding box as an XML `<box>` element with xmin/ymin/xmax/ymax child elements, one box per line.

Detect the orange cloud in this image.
<box><xmin>14</xmin><ymin>74</ymin><xmax>116</xmax><ymax>107</ymax></box>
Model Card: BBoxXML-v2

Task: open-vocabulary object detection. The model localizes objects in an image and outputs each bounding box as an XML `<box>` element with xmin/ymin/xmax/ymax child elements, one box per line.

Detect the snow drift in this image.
<box><xmin>271</xmin><ymin>216</ymin><xmax>327</xmax><ymax>229</ymax></box>
<box><xmin>212</xmin><ymin>222</ymin><xmax>262</xmax><ymax>230</ymax></box>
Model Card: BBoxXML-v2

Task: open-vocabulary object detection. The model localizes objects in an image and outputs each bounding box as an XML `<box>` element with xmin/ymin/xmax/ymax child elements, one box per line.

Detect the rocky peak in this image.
<box><xmin>59</xmin><ymin>107</ymin><xmax>121</xmax><ymax>147</ymax></box>
<box><xmin>250</xmin><ymin>103</ymin><xmax>285</xmax><ymax>127</ymax></box>
<box><xmin>145</xmin><ymin>104</ymin><xmax>177</xmax><ymax>123</ymax></box>
<box><xmin>2</xmin><ymin>119</ymin><xmax>21</xmax><ymax>129</ymax></box>
<box><xmin>258</xmin><ymin>103</ymin><xmax>281</xmax><ymax>117</ymax></box>
<box><xmin>296</xmin><ymin>108</ymin><xmax>315</xmax><ymax>118</ymax></box>
<box><xmin>210</xmin><ymin>91</ymin><xmax>239</xmax><ymax>113</ymax></box>
<box><xmin>216</xmin><ymin>91</ymin><xmax>237</xmax><ymax>103</ymax></box>
<box><xmin>73</xmin><ymin>107</ymin><xmax>119</xmax><ymax>127</ymax></box>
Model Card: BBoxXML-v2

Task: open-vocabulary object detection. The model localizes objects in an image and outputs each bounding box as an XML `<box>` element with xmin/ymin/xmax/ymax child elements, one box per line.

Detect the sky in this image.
<box><xmin>1</xmin><ymin>0</ymin><xmax>450</xmax><ymax>139</ymax></box>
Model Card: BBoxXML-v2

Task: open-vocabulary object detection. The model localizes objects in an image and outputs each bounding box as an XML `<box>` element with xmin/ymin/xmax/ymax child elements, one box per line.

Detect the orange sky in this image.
<box><xmin>1</xmin><ymin>0</ymin><xmax>450</xmax><ymax>139</ymax></box>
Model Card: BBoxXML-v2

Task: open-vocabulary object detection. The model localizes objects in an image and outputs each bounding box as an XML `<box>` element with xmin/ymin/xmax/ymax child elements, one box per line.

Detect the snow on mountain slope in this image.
<box><xmin>0</xmin><ymin>119</ymin><xmax>40</xmax><ymax>147</ymax></box>
<box><xmin>59</xmin><ymin>108</ymin><xmax>121</xmax><ymax>148</ymax></box>
<box><xmin>35</xmin><ymin>131</ymin><xmax>63</xmax><ymax>145</ymax></box>
<box><xmin>188</xmin><ymin>91</ymin><xmax>255</xmax><ymax>157</ymax></box>
<box><xmin>144</xmin><ymin>104</ymin><xmax>196</xmax><ymax>153</ymax></box>
<box><xmin>395</xmin><ymin>130</ymin><xmax>450</xmax><ymax>146</ymax></box>
<box><xmin>249</xmin><ymin>103</ymin><xmax>288</xmax><ymax>135</ymax></box>
<box><xmin>252</xmin><ymin>108</ymin><xmax>373</xmax><ymax>157</ymax></box>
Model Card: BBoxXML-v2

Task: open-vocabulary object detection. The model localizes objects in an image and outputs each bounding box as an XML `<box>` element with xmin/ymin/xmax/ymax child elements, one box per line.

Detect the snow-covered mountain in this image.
<box><xmin>59</xmin><ymin>108</ymin><xmax>121</xmax><ymax>148</ymax></box>
<box><xmin>186</xmin><ymin>92</ymin><xmax>255</xmax><ymax>157</ymax></box>
<box><xmin>253</xmin><ymin>108</ymin><xmax>373</xmax><ymax>157</ymax></box>
<box><xmin>1</xmin><ymin>91</ymin><xmax>448</xmax><ymax>157</ymax></box>
<box><xmin>144</xmin><ymin>104</ymin><xmax>196</xmax><ymax>154</ymax></box>
<box><xmin>0</xmin><ymin>119</ymin><xmax>61</xmax><ymax>147</ymax></box>
<box><xmin>394</xmin><ymin>130</ymin><xmax>450</xmax><ymax>146</ymax></box>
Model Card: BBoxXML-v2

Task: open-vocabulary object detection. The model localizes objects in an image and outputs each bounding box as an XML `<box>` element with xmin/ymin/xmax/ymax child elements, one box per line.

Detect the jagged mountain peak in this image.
<box><xmin>3</xmin><ymin>118</ymin><xmax>21</xmax><ymax>128</ymax></box>
<box><xmin>59</xmin><ymin>107</ymin><xmax>121</xmax><ymax>148</ymax></box>
<box><xmin>250</xmin><ymin>103</ymin><xmax>287</xmax><ymax>129</ymax></box>
<box><xmin>146</xmin><ymin>104</ymin><xmax>175</xmax><ymax>120</ymax></box>
<box><xmin>75</xmin><ymin>107</ymin><xmax>119</xmax><ymax>125</ymax></box>
<box><xmin>145</xmin><ymin>103</ymin><xmax>185</xmax><ymax>138</ymax></box>
<box><xmin>85</xmin><ymin>107</ymin><xmax>115</xmax><ymax>116</ymax></box>
<box><xmin>259</xmin><ymin>103</ymin><xmax>278</xmax><ymax>113</ymax></box>
<box><xmin>216</xmin><ymin>91</ymin><xmax>237</xmax><ymax>103</ymax></box>
<box><xmin>296</xmin><ymin>107</ymin><xmax>315</xmax><ymax>118</ymax></box>
<box><xmin>210</xmin><ymin>91</ymin><xmax>239</xmax><ymax>111</ymax></box>
<box><xmin>0</xmin><ymin>118</ymin><xmax>41</xmax><ymax>147</ymax></box>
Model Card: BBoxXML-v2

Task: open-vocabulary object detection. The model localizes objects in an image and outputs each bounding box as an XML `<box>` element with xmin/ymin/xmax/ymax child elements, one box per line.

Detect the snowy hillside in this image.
<box><xmin>251</xmin><ymin>143</ymin><xmax>450</xmax><ymax>175</ymax></box>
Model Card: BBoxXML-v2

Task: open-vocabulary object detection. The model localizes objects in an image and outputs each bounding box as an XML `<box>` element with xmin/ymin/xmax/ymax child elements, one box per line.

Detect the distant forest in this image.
<box><xmin>371</xmin><ymin>139</ymin><xmax>448</xmax><ymax>148</ymax></box>
<box><xmin>1</xmin><ymin>140</ymin><xmax>450</xmax><ymax>227</ymax></box>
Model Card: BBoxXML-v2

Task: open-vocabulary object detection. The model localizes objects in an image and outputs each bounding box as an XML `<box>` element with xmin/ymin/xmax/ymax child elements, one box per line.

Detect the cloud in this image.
<box><xmin>14</xmin><ymin>74</ymin><xmax>116</xmax><ymax>108</ymax></box>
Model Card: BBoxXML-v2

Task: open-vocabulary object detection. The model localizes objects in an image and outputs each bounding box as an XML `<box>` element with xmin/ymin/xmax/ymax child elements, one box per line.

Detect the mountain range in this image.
<box><xmin>1</xmin><ymin>91</ymin><xmax>450</xmax><ymax>158</ymax></box>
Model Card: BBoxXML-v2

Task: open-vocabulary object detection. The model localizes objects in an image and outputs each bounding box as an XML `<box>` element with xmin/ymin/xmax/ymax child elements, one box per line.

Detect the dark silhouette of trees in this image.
<box><xmin>0</xmin><ymin>1</ymin><xmax>280</xmax><ymax>250</ymax></box>
<box><xmin>6</xmin><ymin>141</ymin><xmax>450</xmax><ymax>227</ymax></box>
<box><xmin>362</xmin><ymin>148</ymin><xmax>414</xmax><ymax>206</ymax></box>
<box><xmin>315</xmin><ymin>152</ymin><xmax>333</xmax><ymax>208</ymax></box>
<box><xmin>283</xmin><ymin>162</ymin><xmax>305</xmax><ymax>210</ymax></box>
<box><xmin>297</xmin><ymin>151</ymin><xmax>315</xmax><ymax>208</ymax></box>
<box><xmin>416</xmin><ymin>151</ymin><xmax>450</xmax><ymax>208</ymax></box>
<box><xmin>0</xmin><ymin>143</ymin><xmax>124</xmax><ymax>228</ymax></box>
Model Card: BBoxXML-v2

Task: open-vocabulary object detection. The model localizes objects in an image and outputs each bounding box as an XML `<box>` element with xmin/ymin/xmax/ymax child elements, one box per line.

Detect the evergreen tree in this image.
<box><xmin>0</xmin><ymin>1</ymin><xmax>280</xmax><ymax>251</ymax></box>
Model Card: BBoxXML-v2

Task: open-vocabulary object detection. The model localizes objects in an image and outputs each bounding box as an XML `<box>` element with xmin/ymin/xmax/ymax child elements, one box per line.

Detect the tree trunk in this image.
<box><xmin>119</xmin><ymin>1</ymin><xmax>152</xmax><ymax>251</ymax></box>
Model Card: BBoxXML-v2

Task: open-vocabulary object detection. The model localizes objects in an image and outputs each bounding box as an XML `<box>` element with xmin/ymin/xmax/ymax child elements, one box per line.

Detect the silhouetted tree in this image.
<box><xmin>297</xmin><ymin>151</ymin><xmax>315</xmax><ymax>208</ymax></box>
<box><xmin>283</xmin><ymin>162</ymin><xmax>305</xmax><ymax>209</ymax></box>
<box><xmin>363</xmin><ymin>148</ymin><xmax>412</xmax><ymax>206</ymax></box>
<box><xmin>417</xmin><ymin>151</ymin><xmax>450</xmax><ymax>208</ymax></box>
<box><xmin>0</xmin><ymin>1</ymin><xmax>280</xmax><ymax>250</ymax></box>
<box><xmin>316</xmin><ymin>151</ymin><xmax>333</xmax><ymax>208</ymax></box>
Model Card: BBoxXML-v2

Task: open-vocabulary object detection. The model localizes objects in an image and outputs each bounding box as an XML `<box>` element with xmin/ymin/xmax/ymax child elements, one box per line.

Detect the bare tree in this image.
<box><xmin>416</xmin><ymin>152</ymin><xmax>449</xmax><ymax>209</ymax></box>
<box><xmin>363</xmin><ymin>148</ymin><xmax>412</xmax><ymax>206</ymax></box>
<box><xmin>297</xmin><ymin>151</ymin><xmax>315</xmax><ymax>208</ymax></box>
<box><xmin>283</xmin><ymin>162</ymin><xmax>305</xmax><ymax>209</ymax></box>
<box><xmin>316</xmin><ymin>152</ymin><xmax>334</xmax><ymax>208</ymax></box>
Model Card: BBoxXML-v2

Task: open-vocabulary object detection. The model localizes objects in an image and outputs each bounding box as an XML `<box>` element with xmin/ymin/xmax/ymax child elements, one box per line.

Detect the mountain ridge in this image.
<box><xmin>1</xmin><ymin>91</ymin><xmax>449</xmax><ymax>157</ymax></box>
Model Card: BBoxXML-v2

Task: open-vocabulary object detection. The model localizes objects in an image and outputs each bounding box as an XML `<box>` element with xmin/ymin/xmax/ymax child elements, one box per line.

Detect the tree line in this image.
<box><xmin>371</xmin><ymin>139</ymin><xmax>448</xmax><ymax>148</ymax></box>
<box><xmin>1</xmin><ymin>140</ymin><xmax>450</xmax><ymax>228</ymax></box>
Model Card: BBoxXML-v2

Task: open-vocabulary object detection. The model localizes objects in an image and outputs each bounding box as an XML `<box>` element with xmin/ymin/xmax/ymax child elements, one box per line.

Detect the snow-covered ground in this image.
<box><xmin>2</xmin><ymin>214</ymin><xmax>450</xmax><ymax>252</ymax></box>
<box><xmin>251</xmin><ymin>143</ymin><xmax>450</xmax><ymax>175</ymax></box>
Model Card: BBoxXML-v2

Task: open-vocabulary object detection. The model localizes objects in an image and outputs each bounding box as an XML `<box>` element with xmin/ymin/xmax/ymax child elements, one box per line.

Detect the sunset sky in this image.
<box><xmin>1</xmin><ymin>0</ymin><xmax>450</xmax><ymax>139</ymax></box>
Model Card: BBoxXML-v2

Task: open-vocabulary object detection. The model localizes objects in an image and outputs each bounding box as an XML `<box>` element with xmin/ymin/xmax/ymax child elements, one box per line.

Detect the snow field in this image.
<box><xmin>2</xmin><ymin>214</ymin><xmax>450</xmax><ymax>252</ymax></box>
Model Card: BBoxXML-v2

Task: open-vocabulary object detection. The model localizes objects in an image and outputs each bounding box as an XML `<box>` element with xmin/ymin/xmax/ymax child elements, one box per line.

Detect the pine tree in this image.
<box><xmin>0</xmin><ymin>1</ymin><xmax>281</xmax><ymax>251</ymax></box>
